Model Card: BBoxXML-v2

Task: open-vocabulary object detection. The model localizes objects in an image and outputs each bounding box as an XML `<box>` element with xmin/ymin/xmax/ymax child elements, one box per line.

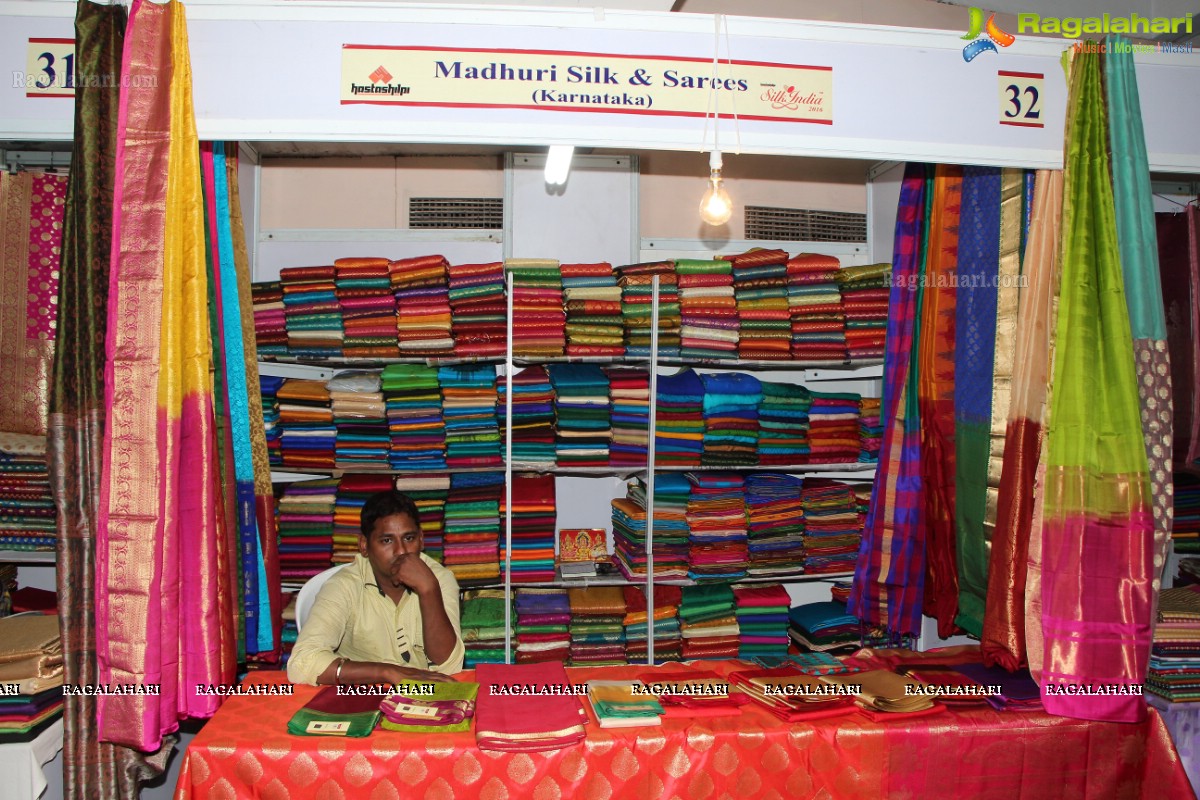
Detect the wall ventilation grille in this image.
<box><xmin>744</xmin><ymin>205</ymin><xmax>867</xmax><ymax>243</ymax></box>
<box><xmin>409</xmin><ymin>197</ymin><xmax>503</xmax><ymax>229</ymax></box>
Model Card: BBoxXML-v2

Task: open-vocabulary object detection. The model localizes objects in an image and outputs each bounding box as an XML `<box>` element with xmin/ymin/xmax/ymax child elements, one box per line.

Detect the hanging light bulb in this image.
<box><xmin>698</xmin><ymin>149</ymin><xmax>732</xmax><ymax>226</ymax></box>
<box><xmin>544</xmin><ymin>145</ymin><xmax>574</xmax><ymax>186</ymax></box>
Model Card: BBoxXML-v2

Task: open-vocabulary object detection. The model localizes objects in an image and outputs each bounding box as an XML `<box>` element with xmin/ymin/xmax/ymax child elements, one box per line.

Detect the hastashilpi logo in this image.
<box><xmin>351</xmin><ymin>65</ymin><xmax>410</xmax><ymax>97</ymax></box>
<box><xmin>370</xmin><ymin>65</ymin><xmax>393</xmax><ymax>84</ymax></box>
<box><xmin>961</xmin><ymin>7</ymin><xmax>1016</xmax><ymax>62</ymax></box>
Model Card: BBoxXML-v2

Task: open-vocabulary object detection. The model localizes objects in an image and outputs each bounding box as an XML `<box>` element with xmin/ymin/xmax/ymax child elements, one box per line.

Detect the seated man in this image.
<box><xmin>288</xmin><ymin>490</ymin><xmax>465</xmax><ymax>686</ymax></box>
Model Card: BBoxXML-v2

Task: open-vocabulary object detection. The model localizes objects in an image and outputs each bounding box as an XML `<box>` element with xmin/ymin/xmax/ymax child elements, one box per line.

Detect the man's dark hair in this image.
<box><xmin>360</xmin><ymin>490</ymin><xmax>421</xmax><ymax>538</ymax></box>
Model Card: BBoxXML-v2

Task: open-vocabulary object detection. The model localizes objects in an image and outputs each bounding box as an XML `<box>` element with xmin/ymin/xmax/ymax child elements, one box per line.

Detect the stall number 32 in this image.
<box><xmin>1003</xmin><ymin>83</ymin><xmax>1041</xmax><ymax>120</ymax></box>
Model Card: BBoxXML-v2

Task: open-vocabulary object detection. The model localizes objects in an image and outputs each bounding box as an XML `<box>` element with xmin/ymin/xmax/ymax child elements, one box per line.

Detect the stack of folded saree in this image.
<box><xmin>806</xmin><ymin>390</ymin><xmax>861</xmax><ymax>464</ymax></box>
<box><xmin>448</xmin><ymin>261</ymin><xmax>507</xmax><ymax>357</ymax></box>
<box><xmin>381</xmin><ymin>364</ymin><xmax>446</xmax><ymax>470</ymax></box>
<box><xmin>515</xmin><ymin>588</ymin><xmax>571</xmax><ymax>663</ymax></box>
<box><xmin>1173</xmin><ymin>471</ymin><xmax>1200</xmax><ymax>553</ymax></box>
<box><xmin>562</xmin><ymin>262</ymin><xmax>624</xmax><ymax>357</ymax></box>
<box><xmin>636</xmin><ymin>666</ymin><xmax>746</xmax><ymax>718</ymax></box>
<box><xmin>390</xmin><ymin>255</ymin><xmax>455</xmax><ymax>356</ymax></box>
<box><xmin>757</xmin><ymin>381</ymin><xmax>812</xmax><ymax>465</ymax></box>
<box><xmin>381</xmin><ymin>681</ymin><xmax>479</xmax><ymax>733</ymax></box>
<box><xmin>612</xmin><ymin>473</ymin><xmax>691</xmax><ymax>580</ymax></box>
<box><xmin>474</xmin><ymin>661</ymin><xmax>587</xmax><ymax>751</ymax></box>
<box><xmin>0</xmin><ymin>435</ymin><xmax>56</xmax><ymax>552</ymax></box>
<box><xmin>331</xmin><ymin>474</ymin><xmax>394</xmax><ymax>565</ymax></box>
<box><xmin>824</xmin><ymin>670</ymin><xmax>941</xmax><ymax>719</ymax></box>
<box><xmin>508</xmin><ymin>259</ymin><xmax>565</xmax><ymax>357</ymax></box>
<box><xmin>949</xmin><ymin>661</ymin><xmax>1042</xmax><ymax>711</ymax></box>
<box><xmin>277</xmin><ymin>379</ymin><xmax>336</xmax><ymax>469</ymax></box>
<box><xmin>728</xmin><ymin>667</ymin><xmax>856</xmax><ymax>722</ymax></box>
<box><xmin>276</xmin><ymin>478</ymin><xmax>338</xmax><ymax>582</ymax></box>
<box><xmin>260</xmin><ymin>375</ymin><xmax>284</xmax><ymax>466</ymax></box>
<box><xmin>701</xmin><ymin>372</ymin><xmax>762</xmax><ymax>466</ymax></box>
<box><xmin>251</xmin><ymin>281</ymin><xmax>287</xmax><ymax>356</ymax></box>
<box><xmin>1147</xmin><ymin>585</ymin><xmax>1200</xmax><ymax>701</ymax></box>
<box><xmin>327</xmin><ymin>371</ymin><xmax>389</xmax><ymax>468</ymax></box>
<box><xmin>733</xmin><ymin>584</ymin><xmax>791</xmax><ymax>659</ymax></box>
<box><xmin>679</xmin><ymin>583</ymin><xmax>740</xmax><ymax>659</ymax></box>
<box><xmin>586</xmin><ymin>680</ymin><xmax>664</xmax><ymax>727</ymax></box>
<box><xmin>438</xmin><ymin>365</ymin><xmax>501</xmax><ymax>468</ymax></box>
<box><xmin>605</xmin><ymin>367</ymin><xmax>650</xmax><ymax>466</ymax></box>
<box><xmin>287</xmin><ymin>687</ymin><xmax>381</xmax><ymax>738</ymax></box>
<box><xmin>394</xmin><ymin>473</ymin><xmax>450</xmax><ymax>561</ymax></box>
<box><xmin>858</xmin><ymin>396</ymin><xmax>882</xmax><ymax>463</ymax></box>
<box><xmin>617</xmin><ymin>260</ymin><xmax>680</xmax><ymax>359</ymax></box>
<box><xmin>788</xmin><ymin>601</ymin><xmax>860</xmax><ymax>652</ymax></box>
<box><xmin>547</xmin><ymin>364</ymin><xmax>610</xmax><ymax>467</ymax></box>
<box><xmin>461</xmin><ymin>589</ymin><xmax>509</xmax><ymax>666</ymax></box>
<box><xmin>280</xmin><ymin>265</ymin><xmax>343</xmax><ymax>358</ymax></box>
<box><xmin>442</xmin><ymin>471</ymin><xmax>503</xmax><ymax>583</ymax></box>
<box><xmin>836</xmin><ymin>262</ymin><xmax>890</xmax><ymax>362</ymax></box>
<box><xmin>800</xmin><ymin>479</ymin><xmax>863</xmax><ymax>575</ymax></box>
<box><xmin>685</xmin><ymin>472</ymin><xmax>750</xmax><ymax>580</ymax></box>
<box><xmin>497</xmin><ymin>366</ymin><xmax>556</xmax><ymax>464</ymax></box>
<box><xmin>335</xmin><ymin>257</ymin><xmax>399</xmax><ymax>359</ymax></box>
<box><xmin>567</xmin><ymin>587</ymin><xmax>627</xmax><ymax>666</ymax></box>
<box><xmin>654</xmin><ymin>369</ymin><xmax>705</xmax><ymax>467</ymax></box>
<box><xmin>786</xmin><ymin>254</ymin><xmax>845</xmax><ymax>362</ymax></box>
<box><xmin>727</xmin><ymin>249</ymin><xmax>792</xmax><ymax>360</ymax></box>
<box><xmin>744</xmin><ymin>473</ymin><xmax>806</xmax><ymax>578</ymax></box>
<box><xmin>502</xmin><ymin>473</ymin><xmax>556</xmax><ymax>582</ymax></box>
<box><xmin>623</xmin><ymin>584</ymin><xmax>683</xmax><ymax>663</ymax></box>
<box><xmin>677</xmin><ymin>259</ymin><xmax>738</xmax><ymax>360</ymax></box>
<box><xmin>0</xmin><ymin>614</ymin><xmax>64</xmax><ymax>742</ymax></box>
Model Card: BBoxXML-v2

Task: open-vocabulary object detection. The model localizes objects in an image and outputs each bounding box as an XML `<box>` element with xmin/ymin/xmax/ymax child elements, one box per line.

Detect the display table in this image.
<box><xmin>0</xmin><ymin>718</ymin><xmax>64</xmax><ymax>800</ymax></box>
<box><xmin>1148</xmin><ymin>694</ymin><xmax>1200</xmax><ymax>794</ymax></box>
<box><xmin>174</xmin><ymin>661</ymin><xmax>1193</xmax><ymax>799</ymax></box>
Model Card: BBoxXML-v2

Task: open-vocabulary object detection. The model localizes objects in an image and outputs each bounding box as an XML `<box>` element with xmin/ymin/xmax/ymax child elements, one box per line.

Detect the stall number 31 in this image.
<box><xmin>35</xmin><ymin>51</ymin><xmax>74</xmax><ymax>89</ymax></box>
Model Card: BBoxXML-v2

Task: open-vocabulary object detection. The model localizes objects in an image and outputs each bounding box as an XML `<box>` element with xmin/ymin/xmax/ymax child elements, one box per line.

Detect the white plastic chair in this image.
<box><xmin>294</xmin><ymin>563</ymin><xmax>350</xmax><ymax>633</ymax></box>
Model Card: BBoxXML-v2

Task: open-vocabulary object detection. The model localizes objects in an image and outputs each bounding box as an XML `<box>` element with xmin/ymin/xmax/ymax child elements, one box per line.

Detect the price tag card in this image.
<box><xmin>25</xmin><ymin>38</ymin><xmax>75</xmax><ymax>98</ymax></box>
<box><xmin>998</xmin><ymin>71</ymin><xmax>1044</xmax><ymax>128</ymax></box>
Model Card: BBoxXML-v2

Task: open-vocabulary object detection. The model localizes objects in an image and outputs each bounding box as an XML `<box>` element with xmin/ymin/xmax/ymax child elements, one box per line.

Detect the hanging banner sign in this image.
<box><xmin>341</xmin><ymin>45</ymin><xmax>833</xmax><ymax>124</ymax></box>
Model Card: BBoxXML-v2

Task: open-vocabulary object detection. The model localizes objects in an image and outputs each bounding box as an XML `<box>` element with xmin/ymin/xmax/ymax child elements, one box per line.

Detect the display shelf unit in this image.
<box><xmin>472</xmin><ymin>570</ymin><xmax>855</xmax><ymax>589</ymax></box>
<box><xmin>0</xmin><ymin>549</ymin><xmax>55</xmax><ymax>564</ymax></box>
<box><xmin>259</xmin><ymin>353</ymin><xmax>884</xmax><ymax>372</ymax></box>
<box><xmin>270</xmin><ymin>462</ymin><xmax>876</xmax><ymax>478</ymax></box>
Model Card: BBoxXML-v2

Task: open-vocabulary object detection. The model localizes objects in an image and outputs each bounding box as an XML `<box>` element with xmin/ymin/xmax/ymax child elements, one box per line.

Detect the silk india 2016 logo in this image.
<box><xmin>961</xmin><ymin>7</ymin><xmax>1015</xmax><ymax>62</ymax></box>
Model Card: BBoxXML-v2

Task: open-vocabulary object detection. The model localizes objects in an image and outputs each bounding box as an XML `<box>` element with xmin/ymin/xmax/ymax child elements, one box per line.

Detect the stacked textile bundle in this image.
<box><xmin>605</xmin><ymin>367</ymin><xmax>650</xmax><ymax>466</ymax></box>
<box><xmin>327</xmin><ymin>371</ymin><xmax>389</xmax><ymax>468</ymax></box>
<box><xmin>561</xmin><ymin>262</ymin><xmax>623</xmax><ymax>357</ymax></box>
<box><xmin>394</xmin><ymin>474</ymin><xmax>450</xmax><ymax>562</ymax></box>
<box><xmin>679</xmin><ymin>583</ymin><xmax>740</xmax><ymax>659</ymax></box>
<box><xmin>654</xmin><ymin>369</ymin><xmax>705</xmax><ymax>467</ymax></box>
<box><xmin>685</xmin><ymin>472</ymin><xmax>750</xmax><ymax>580</ymax></box>
<box><xmin>251</xmin><ymin>281</ymin><xmax>288</xmax><ymax>356</ymax></box>
<box><xmin>515</xmin><ymin>588</ymin><xmax>571</xmax><ymax>664</ymax></box>
<box><xmin>701</xmin><ymin>372</ymin><xmax>762</xmax><ymax>466</ymax></box>
<box><xmin>448</xmin><ymin>261</ymin><xmax>507</xmax><ymax>357</ymax></box>
<box><xmin>1173</xmin><ymin>471</ymin><xmax>1200</xmax><ymax>554</ymax></box>
<box><xmin>503</xmin><ymin>474</ymin><xmax>557</xmax><ymax>582</ymax></box>
<box><xmin>0</xmin><ymin>614</ymin><xmax>64</xmax><ymax>742</ymax></box>
<box><xmin>836</xmin><ymin>262</ymin><xmax>890</xmax><ymax>361</ymax></box>
<box><xmin>438</xmin><ymin>365</ymin><xmax>502</xmax><ymax>468</ymax></box>
<box><xmin>786</xmin><ymin>254</ymin><xmax>846</xmax><ymax>362</ymax></box>
<box><xmin>380</xmin><ymin>682</ymin><xmax>480</xmax><ymax>732</ymax></box>
<box><xmin>728</xmin><ymin>667</ymin><xmax>855</xmax><ymax>722</ymax></box>
<box><xmin>744</xmin><ymin>473</ymin><xmax>806</xmax><ymax>578</ymax></box>
<box><xmin>498</xmin><ymin>366</ymin><xmax>556</xmax><ymax>464</ymax></box>
<box><xmin>390</xmin><ymin>255</ymin><xmax>454</xmax><ymax>356</ymax></box>
<box><xmin>260</xmin><ymin>375</ymin><xmax>284</xmax><ymax>466</ymax></box>
<box><xmin>950</xmin><ymin>662</ymin><xmax>1043</xmax><ymax>712</ymax></box>
<box><xmin>858</xmin><ymin>397</ymin><xmax>882</xmax><ymax>463</ymax></box>
<box><xmin>474</xmin><ymin>662</ymin><xmax>587</xmax><ymax>752</ymax></box>
<box><xmin>728</xmin><ymin>249</ymin><xmax>792</xmax><ymax>360</ymax></box>
<box><xmin>587</xmin><ymin>680</ymin><xmax>664</xmax><ymax>727</ymax></box>
<box><xmin>677</xmin><ymin>259</ymin><xmax>738</xmax><ymax>360</ymax></box>
<box><xmin>508</xmin><ymin>259</ymin><xmax>565</xmax><ymax>357</ymax></box>
<box><xmin>567</xmin><ymin>587</ymin><xmax>627</xmax><ymax>666</ymax></box>
<box><xmin>276</xmin><ymin>478</ymin><xmax>338</xmax><ymax>582</ymax></box>
<box><xmin>0</xmin><ymin>435</ymin><xmax>55</xmax><ymax>552</ymax></box>
<box><xmin>276</xmin><ymin>379</ymin><xmax>336</xmax><ymax>469</ymax></box>
<box><xmin>757</xmin><ymin>380</ymin><xmax>811</xmax><ymax>465</ymax></box>
<box><xmin>332</xmin><ymin>474</ymin><xmax>393</xmax><ymax>565</ymax></box>
<box><xmin>461</xmin><ymin>589</ymin><xmax>508</xmax><ymax>667</ymax></box>
<box><xmin>623</xmin><ymin>584</ymin><xmax>683</xmax><ymax>663</ymax></box>
<box><xmin>442</xmin><ymin>472</ymin><xmax>503</xmax><ymax>583</ymax></box>
<box><xmin>381</xmin><ymin>365</ymin><xmax>446</xmax><ymax>470</ymax></box>
<box><xmin>801</xmin><ymin>480</ymin><xmax>863</xmax><ymax>575</ymax></box>
<box><xmin>280</xmin><ymin>265</ymin><xmax>343</xmax><ymax>358</ymax></box>
<box><xmin>733</xmin><ymin>584</ymin><xmax>791</xmax><ymax>659</ymax></box>
<box><xmin>335</xmin><ymin>257</ymin><xmax>399</xmax><ymax>359</ymax></box>
<box><xmin>788</xmin><ymin>601</ymin><xmax>860</xmax><ymax>652</ymax></box>
<box><xmin>614</xmin><ymin>473</ymin><xmax>691</xmax><ymax>580</ymax></box>
<box><xmin>547</xmin><ymin>364</ymin><xmax>611</xmax><ymax>467</ymax></box>
<box><xmin>1147</xmin><ymin>585</ymin><xmax>1200</xmax><ymax>701</ymax></box>
<box><xmin>617</xmin><ymin>260</ymin><xmax>681</xmax><ymax>359</ymax></box>
<box><xmin>806</xmin><ymin>390</ymin><xmax>861</xmax><ymax>464</ymax></box>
